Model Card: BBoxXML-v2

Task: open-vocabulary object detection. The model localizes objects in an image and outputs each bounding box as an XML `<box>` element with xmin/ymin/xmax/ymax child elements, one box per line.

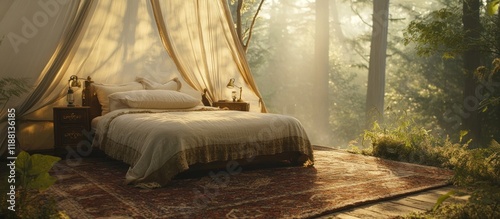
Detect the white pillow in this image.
<box><xmin>135</xmin><ymin>76</ymin><xmax>181</xmax><ymax>91</ymax></box>
<box><xmin>93</xmin><ymin>82</ymin><xmax>144</xmax><ymax>115</ymax></box>
<box><xmin>179</xmin><ymin>83</ymin><xmax>203</xmax><ymax>102</ymax></box>
<box><xmin>136</xmin><ymin>76</ymin><xmax>202</xmax><ymax>103</ymax></box>
<box><xmin>108</xmin><ymin>90</ymin><xmax>201</xmax><ymax>111</ymax></box>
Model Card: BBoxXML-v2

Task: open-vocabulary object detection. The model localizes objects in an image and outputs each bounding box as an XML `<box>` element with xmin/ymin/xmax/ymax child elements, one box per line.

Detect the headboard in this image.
<box><xmin>82</xmin><ymin>76</ymin><xmax>102</xmax><ymax>121</ymax></box>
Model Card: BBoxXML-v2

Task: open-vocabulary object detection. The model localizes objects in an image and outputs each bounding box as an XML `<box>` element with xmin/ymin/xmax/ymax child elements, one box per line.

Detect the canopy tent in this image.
<box><xmin>0</xmin><ymin>0</ymin><xmax>267</xmax><ymax>153</ymax></box>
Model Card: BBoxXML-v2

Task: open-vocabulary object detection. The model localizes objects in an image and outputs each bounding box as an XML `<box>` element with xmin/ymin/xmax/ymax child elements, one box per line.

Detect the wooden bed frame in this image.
<box><xmin>82</xmin><ymin>76</ymin><xmax>101</xmax><ymax>121</ymax></box>
<box><xmin>81</xmin><ymin>76</ymin><xmax>308</xmax><ymax>174</ymax></box>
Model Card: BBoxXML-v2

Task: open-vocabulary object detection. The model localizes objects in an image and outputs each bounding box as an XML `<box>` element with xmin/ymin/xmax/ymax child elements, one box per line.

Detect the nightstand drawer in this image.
<box><xmin>58</xmin><ymin>126</ymin><xmax>89</xmax><ymax>146</ymax></box>
<box><xmin>55</xmin><ymin>108</ymin><xmax>89</xmax><ymax>124</ymax></box>
<box><xmin>213</xmin><ymin>101</ymin><xmax>250</xmax><ymax>111</ymax></box>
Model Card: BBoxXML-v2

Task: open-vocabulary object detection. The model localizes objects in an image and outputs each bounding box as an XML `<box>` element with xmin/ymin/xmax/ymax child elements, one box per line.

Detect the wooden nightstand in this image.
<box><xmin>213</xmin><ymin>101</ymin><xmax>250</xmax><ymax>111</ymax></box>
<box><xmin>53</xmin><ymin>106</ymin><xmax>91</xmax><ymax>157</ymax></box>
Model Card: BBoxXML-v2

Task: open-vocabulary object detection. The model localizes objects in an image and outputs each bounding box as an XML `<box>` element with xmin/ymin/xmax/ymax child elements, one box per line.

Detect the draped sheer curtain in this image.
<box><xmin>151</xmin><ymin>0</ymin><xmax>267</xmax><ymax>112</ymax></box>
<box><xmin>1</xmin><ymin>0</ymin><xmax>266</xmax><ymax>153</ymax></box>
<box><xmin>0</xmin><ymin>0</ymin><xmax>95</xmax><ymax>154</ymax></box>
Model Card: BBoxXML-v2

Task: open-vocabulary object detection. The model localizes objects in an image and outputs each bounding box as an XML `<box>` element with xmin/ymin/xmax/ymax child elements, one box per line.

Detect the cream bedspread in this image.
<box><xmin>92</xmin><ymin>108</ymin><xmax>314</xmax><ymax>187</ymax></box>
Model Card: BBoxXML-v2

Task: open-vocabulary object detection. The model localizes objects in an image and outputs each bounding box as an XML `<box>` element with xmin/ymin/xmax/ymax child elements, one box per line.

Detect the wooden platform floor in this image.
<box><xmin>317</xmin><ymin>185</ymin><xmax>469</xmax><ymax>219</ymax></box>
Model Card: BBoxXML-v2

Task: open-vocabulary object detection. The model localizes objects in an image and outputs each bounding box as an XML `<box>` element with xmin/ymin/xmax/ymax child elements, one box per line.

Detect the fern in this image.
<box><xmin>433</xmin><ymin>190</ymin><xmax>456</xmax><ymax>211</ymax></box>
<box><xmin>0</xmin><ymin>77</ymin><xmax>31</xmax><ymax>111</ymax></box>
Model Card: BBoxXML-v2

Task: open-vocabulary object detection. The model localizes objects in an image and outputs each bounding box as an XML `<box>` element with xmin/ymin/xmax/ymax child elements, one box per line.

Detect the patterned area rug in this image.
<box><xmin>47</xmin><ymin>147</ymin><xmax>452</xmax><ymax>219</ymax></box>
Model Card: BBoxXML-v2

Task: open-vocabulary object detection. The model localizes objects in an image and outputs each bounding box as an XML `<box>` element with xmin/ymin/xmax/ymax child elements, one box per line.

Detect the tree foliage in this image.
<box><xmin>230</xmin><ymin>0</ymin><xmax>500</xmax><ymax>146</ymax></box>
<box><xmin>228</xmin><ymin>0</ymin><xmax>266</xmax><ymax>53</ymax></box>
<box><xmin>403</xmin><ymin>0</ymin><xmax>500</xmax><ymax>144</ymax></box>
<box><xmin>404</xmin><ymin>7</ymin><xmax>464</xmax><ymax>59</ymax></box>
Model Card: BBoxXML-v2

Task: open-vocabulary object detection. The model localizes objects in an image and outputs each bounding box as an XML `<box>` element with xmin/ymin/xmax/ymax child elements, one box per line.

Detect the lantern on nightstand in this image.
<box><xmin>66</xmin><ymin>75</ymin><xmax>82</xmax><ymax>107</ymax></box>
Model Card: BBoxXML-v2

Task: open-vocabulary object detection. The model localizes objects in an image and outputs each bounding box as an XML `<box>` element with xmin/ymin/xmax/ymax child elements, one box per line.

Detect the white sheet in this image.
<box><xmin>93</xmin><ymin>108</ymin><xmax>313</xmax><ymax>187</ymax></box>
<box><xmin>91</xmin><ymin>116</ymin><xmax>102</xmax><ymax>130</ymax></box>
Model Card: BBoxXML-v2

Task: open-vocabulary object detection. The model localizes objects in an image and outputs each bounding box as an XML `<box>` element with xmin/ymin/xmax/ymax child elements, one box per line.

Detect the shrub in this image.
<box><xmin>355</xmin><ymin>115</ymin><xmax>500</xmax><ymax>218</ymax></box>
<box><xmin>358</xmin><ymin>116</ymin><xmax>446</xmax><ymax>167</ymax></box>
<box><xmin>0</xmin><ymin>151</ymin><xmax>67</xmax><ymax>219</ymax></box>
<box><xmin>437</xmin><ymin>140</ymin><xmax>500</xmax><ymax>218</ymax></box>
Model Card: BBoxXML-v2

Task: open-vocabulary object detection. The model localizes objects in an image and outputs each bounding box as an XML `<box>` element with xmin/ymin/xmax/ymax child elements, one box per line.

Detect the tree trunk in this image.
<box><xmin>330</xmin><ymin>0</ymin><xmax>346</xmax><ymax>44</ymax></box>
<box><xmin>365</xmin><ymin>0</ymin><xmax>389</xmax><ymax>128</ymax></box>
<box><xmin>313</xmin><ymin>0</ymin><xmax>331</xmax><ymax>142</ymax></box>
<box><xmin>462</xmin><ymin>0</ymin><xmax>482</xmax><ymax>146</ymax></box>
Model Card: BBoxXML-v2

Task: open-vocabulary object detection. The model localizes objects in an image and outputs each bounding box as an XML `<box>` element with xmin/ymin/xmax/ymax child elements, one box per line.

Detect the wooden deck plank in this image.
<box><xmin>406</xmin><ymin>194</ymin><xmax>442</xmax><ymax>203</ymax></box>
<box><xmin>317</xmin><ymin>186</ymin><xmax>465</xmax><ymax>219</ymax></box>
<box><xmin>335</xmin><ymin>208</ymin><xmax>389</xmax><ymax>219</ymax></box>
<box><xmin>407</xmin><ymin>189</ymin><xmax>462</xmax><ymax>203</ymax></box>
<box><xmin>328</xmin><ymin>213</ymin><xmax>361</xmax><ymax>219</ymax></box>
<box><xmin>364</xmin><ymin>202</ymin><xmax>423</xmax><ymax>216</ymax></box>
<box><xmin>389</xmin><ymin>198</ymin><xmax>434</xmax><ymax>211</ymax></box>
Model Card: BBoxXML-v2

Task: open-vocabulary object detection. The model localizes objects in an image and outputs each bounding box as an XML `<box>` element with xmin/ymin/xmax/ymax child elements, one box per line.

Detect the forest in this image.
<box><xmin>228</xmin><ymin>0</ymin><xmax>499</xmax><ymax>148</ymax></box>
<box><xmin>228</xmin><ymin>0</ymin><xmax>500</xmax><ymax>217</ymax></box>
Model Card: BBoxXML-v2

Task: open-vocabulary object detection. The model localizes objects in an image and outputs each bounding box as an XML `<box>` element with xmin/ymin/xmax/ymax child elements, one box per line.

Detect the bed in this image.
<box><xmin>83</xmin><ymin>77</ymin><xmax>314</xmax><ymax>187</ymax></box>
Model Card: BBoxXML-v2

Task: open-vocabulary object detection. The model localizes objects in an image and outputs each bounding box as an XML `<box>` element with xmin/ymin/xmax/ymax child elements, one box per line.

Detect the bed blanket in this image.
<box><xmin>92</xmin><ymin>108</ymin><xmax>314</xmax><ymax>187</ymax></box>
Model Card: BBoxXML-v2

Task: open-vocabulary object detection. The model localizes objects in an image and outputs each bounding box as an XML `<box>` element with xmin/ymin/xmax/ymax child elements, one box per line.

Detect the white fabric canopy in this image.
<box><xmin>0</xmin><ymin>0</ymin><xmax>266</xmax><ymax>153</ymax></box>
